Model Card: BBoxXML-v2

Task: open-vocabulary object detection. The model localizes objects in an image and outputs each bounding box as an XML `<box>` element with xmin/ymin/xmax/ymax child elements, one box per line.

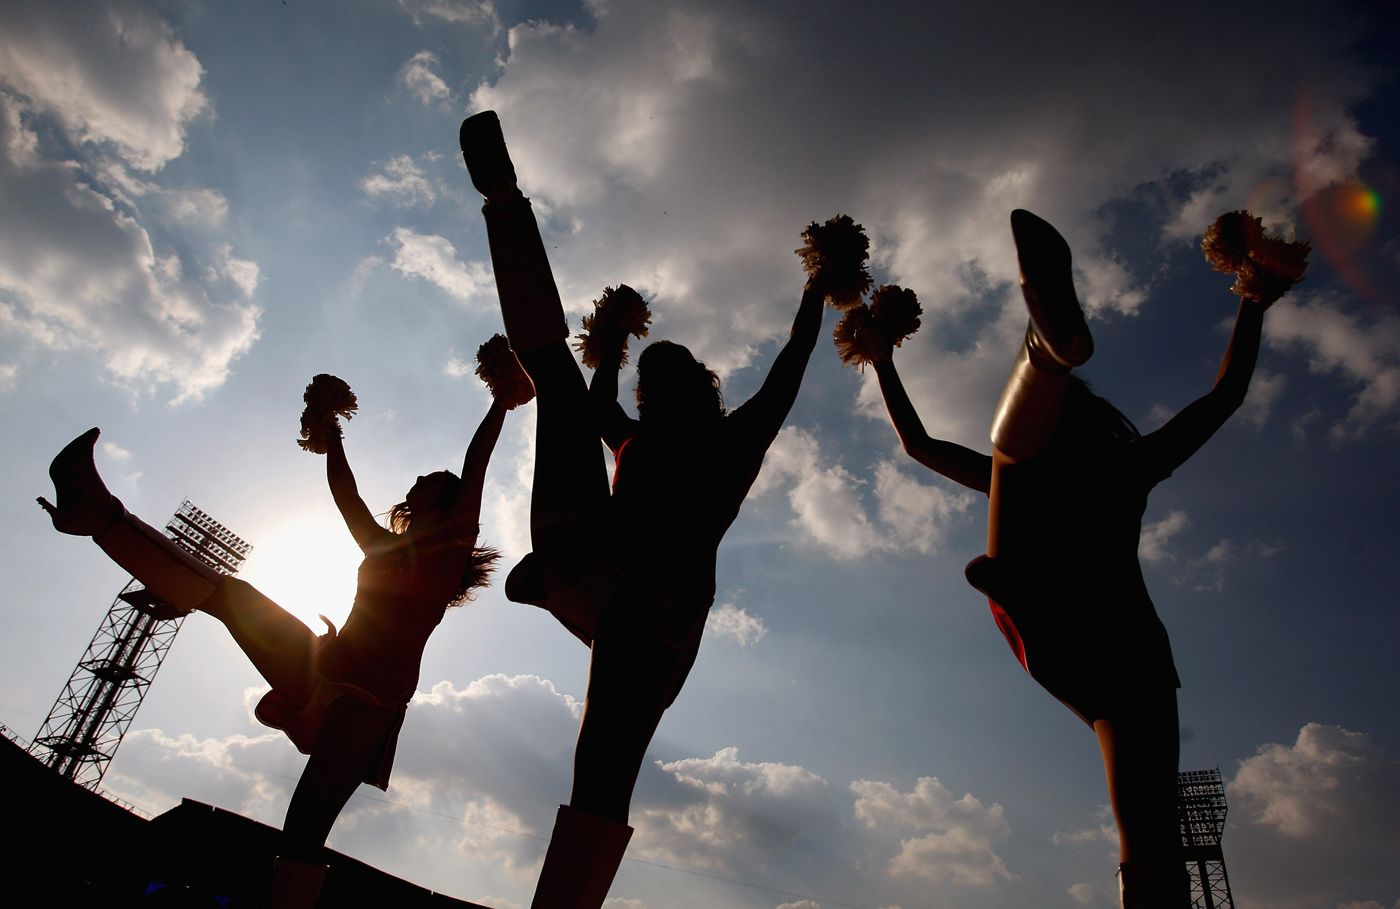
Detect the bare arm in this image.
<box><xmin>449</xmin><ymin>399</ymin><xmax>507</xmax><ymax>533</ymax></box>
<box><xmin>731</xmin><ymin>278</ymin><xmax>825</xmax><ymax>441</ymax></box>
<box><xmin>1139</xmin><ymin>297</ymin><xmax>1267</xmax><ymax>475</ymax></box>
<box><xmin>588</xmin><ymin>340</ymin><xmax>640</xmax><ymax>451</ymax></box>
<box><xmin>873</xmin><ymin>355</ymin><xmax>991</xmax><ymax>493</ymax></box>
<box><xmin>326</xmin><ymin>433</ymin><xmax>391</xmax><ymax>553</ymax></box>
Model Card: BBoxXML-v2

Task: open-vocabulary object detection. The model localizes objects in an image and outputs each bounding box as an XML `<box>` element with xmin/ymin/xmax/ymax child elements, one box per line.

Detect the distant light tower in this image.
<box><xmin>30</xmin><ymin>501</ymin><xmax>251</xmax><ymax>789</ymax></box>
<box><xmin>1178</xmin><ymin>768</ymin><xmax>1236</xmax><ymax>909</ymax></box>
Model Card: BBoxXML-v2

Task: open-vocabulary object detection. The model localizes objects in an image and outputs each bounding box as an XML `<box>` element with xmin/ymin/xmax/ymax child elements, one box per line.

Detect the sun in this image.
<box><xmin>235</xmin><ymin>511</ymin><xmax>365</xmax><ymax>632</ymax></box>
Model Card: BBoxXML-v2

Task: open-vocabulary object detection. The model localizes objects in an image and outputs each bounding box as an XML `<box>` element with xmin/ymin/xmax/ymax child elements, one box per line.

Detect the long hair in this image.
<box><xmin>634</xmin><ymin>340</ymin><xmax>725</xmax><ymax>425</ymax></box>
<box><xmin>386</xmin><ymin>470</ymin><xmax>500</xmax><ymax>607</ymax></box>
<box><xmin>1057</xmin><ymin>375</ymin><xmax>1141</xmax><ymax>450</ymax></box>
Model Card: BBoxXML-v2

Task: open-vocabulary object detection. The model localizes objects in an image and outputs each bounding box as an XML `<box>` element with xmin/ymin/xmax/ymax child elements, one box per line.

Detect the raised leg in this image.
<box><xmin>463</xmin><ymin>112</ymin><xmax>609</xmax><ymax>601</ymax></box>
<box><xmin>40</xmin><ymin>428</ymin><xmax>220</xmax><ymax>610</ymax></box>
<box><xmin>988</xmin><ymin>210</ymin><xmax>1093</xmax><ymax>463</ymax></box>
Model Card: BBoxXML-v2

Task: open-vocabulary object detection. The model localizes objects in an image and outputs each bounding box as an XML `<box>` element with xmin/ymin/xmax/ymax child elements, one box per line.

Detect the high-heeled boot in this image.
<box><xmin>531</xmin><ymin>804</ymin><xmax>634</xmax><ymax>909</ymax></box>
<box><xmin>39</xmin><ymin>428</ymin><xmax>219</xmax><ymax>611</ymax></box>
<box><xmin>989</xmin><ymin>210</ymin><xmax>1094</xmax><ymax>460</ymax></box>
<box><xmin>461</xmin><ymin>111</ymin><xmax>569</xmax><ymax>351</ymax></box>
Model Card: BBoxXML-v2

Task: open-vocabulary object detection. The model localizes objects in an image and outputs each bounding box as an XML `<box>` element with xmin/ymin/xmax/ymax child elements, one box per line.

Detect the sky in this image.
<box><xmin>1</xmin><ymin>1</ymin><xmax>1398</xmax><ymax>907</ymax></box>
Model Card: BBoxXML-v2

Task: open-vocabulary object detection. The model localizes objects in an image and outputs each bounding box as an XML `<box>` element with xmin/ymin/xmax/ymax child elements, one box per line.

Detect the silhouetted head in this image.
<box><xmin>389</xmin><ymin>470</ymin><xmax>460</xmax><ymax>532</ymax></box>
<box><xmin>1055</xmin><ymin>376</ymin><xmax>1140</xmax><ymax>452</ymax></box>
<box><xmin>635</xmin><ymin>340</ymin><xmax>725</xmax><ymax>425</ymax></box>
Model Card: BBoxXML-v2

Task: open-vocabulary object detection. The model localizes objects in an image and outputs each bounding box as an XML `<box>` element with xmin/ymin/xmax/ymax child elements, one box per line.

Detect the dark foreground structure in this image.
<box><xmin>3</xmin><ymin>733</ymin><xmax>487</xmax><ymax>908</ymax></box>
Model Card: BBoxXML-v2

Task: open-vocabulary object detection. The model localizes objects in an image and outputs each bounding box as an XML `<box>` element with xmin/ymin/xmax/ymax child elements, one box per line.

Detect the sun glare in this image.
<box><xmin>235</xmin><ymin>513</ymin><xmax>365</xmax><ymax>631</ymax></box>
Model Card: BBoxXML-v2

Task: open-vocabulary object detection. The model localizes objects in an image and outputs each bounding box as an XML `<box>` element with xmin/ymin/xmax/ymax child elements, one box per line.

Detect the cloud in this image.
<box><xmin>363</xmin><ymin>153</ymin><xmax>439</xmax><ymax>208</ymax></box>
<box><xmin>466</xmin><ymin>0</ymin><xmax>1378</xmax><ymax>448</ymax></box>
<box><xmin>1239</xmin><ymin>368</ymin><xmax>1287</xmax><ymax>428</ymax></box>
<box><xmin>398</xmin><ymin>50</ymin><xmax>454</xmax><ymax>107</ymax></box>
<box><xmin>850</xmin><ymin>776</ymin><xmax>1012</xmax><ymax>888</ymax></box>
<box><xmin>0</xmin><ymin>6</ymin><xmax>260</xmax><ymax>401</ymax></box>
<box><xmin>1139</xmin><ymin>510</ymin><xmax>1190</xmax><ymax>564</ymax></box>
<box><xmin>1224</xmin><ymin>724</ymin><xmax>1400</xmax><ymax>909</ymax></box>
<box><xmin>633</xmin><ymin>746</ymin><xmax>832</xmax><ymax>873</ymax></box>
<box><xmin>0</xmin><ymin>0</ymin><xmax>207</xmax><ymax>170</ymax></box>
<box><xmin>101</xmin><ymin>441</ymin><xmax>133</xmax><ymax>462</ymax></box>
<box><xmin>705</xmin><ymin>601</ymin><xmax>767</xmax><ymax>647</ymax></box>
<box><xmin>751</xmin><ymin>426</ymin><xmax>974</xmax><ymax>559</ymax></box>
<box><xmin>398</xmin><ymin>0</ymin><xmax>499</xmax><ymax>32</ymax></box>
<box><xmin>387</xmin><ymin>227</ymin><xmax>493</xmax><ymax>302</ymax></box>
<box><xmin>0</xmin><ymin>361</ymin><xmax>16</xmax><ymax>392</ymax></box>
<box><xmin>1265</xmin><ymin>294</ymin><xmax>1400</xmax><ymax>438</ymax></box>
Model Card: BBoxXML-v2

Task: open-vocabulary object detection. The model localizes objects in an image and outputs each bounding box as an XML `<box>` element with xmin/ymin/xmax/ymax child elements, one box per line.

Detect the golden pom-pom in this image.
<box><xmin>833</xmin><ymin>304</ymin><xmax>888</xmax><ymax>368</ymax></box>
<box><xmin>869</xmin><ymin>284</ymin><xmax>922</xmax><ymax>347</ymax></box>
<box><xmin>1203</xmin><ymin>210</ymin><xmax>1310</xmax><ymax>305</ymax></box>
<box><xmin>1202</xmin><ymin>210</ymin><xmax>1263</xmax><ymax>275</ymax></box>
<box><xmin>297</xmin><ymin>374</ymin><xmax>358</xmax><ymax>453</ymax></box>
<box><xmin>475</xmin><ymin>334</ymin><xmax>534</xmax><ymax>409</ymax></box>
<box><xmin>574</xmin><ymin>284</ymin><xmax>652</xmax><ymax>369</ymax></box>
<box><xmin>796</xmin><ymin>214</ymin><xmax>873</xmax><ymax>309</ymax></box>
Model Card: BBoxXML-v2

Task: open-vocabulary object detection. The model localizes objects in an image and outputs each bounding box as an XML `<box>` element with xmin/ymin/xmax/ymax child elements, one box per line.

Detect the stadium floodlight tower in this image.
<box><xmin>30</xmin><ymin>500</ymin><xmax>251</xmax><ymax>790</ymax></box>
<box><xmin>1178</xmin><ymin>768</ymin><xmax>1236</xmax><ymax>909</ymax></box>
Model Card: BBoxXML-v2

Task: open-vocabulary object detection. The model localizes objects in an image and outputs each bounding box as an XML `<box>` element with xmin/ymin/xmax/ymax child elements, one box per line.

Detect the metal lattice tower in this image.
<box><xmin>1179</xmin><ymin>768</ymin><xmax>1236</xmax><ymax>909</ymax></box>
<box><xmin>30</xmin><ymin>501</ymin><xmax>251</xmax><ymax>789</ymax></box>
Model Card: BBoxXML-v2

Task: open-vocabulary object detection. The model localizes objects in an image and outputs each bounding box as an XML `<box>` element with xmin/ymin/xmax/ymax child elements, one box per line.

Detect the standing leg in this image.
<box><xmin>270</xmin><ymin>697</ymin><xmax>399</xmax><ymax>909</ymax></box>
<box><xmin>531</xmin><ymin>603</ymin><xmax>687</xmax><ymax>909</ymax></box>
<box><xmin>1094</xmin><ymin>690</ymin><xmax>1190</xmax><ymax>908</ymax></box>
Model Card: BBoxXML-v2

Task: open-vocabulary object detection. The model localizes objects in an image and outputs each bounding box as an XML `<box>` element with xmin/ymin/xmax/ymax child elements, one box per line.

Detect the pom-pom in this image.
<box><xmin>796</xmin><ymin>214</ymin><xmax>873</xmax><ymax>309</ymax></box>
<box><xmin>869</xmin><ymin>284</ymin><xmax>922</xmax><ymax>347</ymax></box>
<box><xmin>297</xmin><ymin>374</ymin><xmax>357</xmax><ymax>453</ymax></box>
<box><xmin>475</xmin><ymin>334</ymin><xmax>534</xmax><ymax>409</ymax></box>
<box><xmin>574</xmin><ymin>284</ymin><xmax>652</xmax><ymax>368</ymax></box>
<box><xmin>1203</xmin><ymin>210</ymin><xmax>1310</xmax><ymax>305</ymax></box>
<box><xmin>833</xmin><ymin>305</ymin><xmax>886</xmax><ymax>368</ymax></box>
<box><xmin>1202</xmin><ymin>210</ymin><xmax>1263</xmax><ymax>275</ymax></box>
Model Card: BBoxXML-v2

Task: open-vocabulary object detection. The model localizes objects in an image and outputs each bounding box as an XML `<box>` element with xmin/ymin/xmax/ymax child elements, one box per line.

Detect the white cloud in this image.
<box><xmin>1139</xmin><ymin>509</ymin><xmax>1189</xmax><ymax>564</ymax></box>
<box><xmin>0</xmin><ymin>0</ymin><xmax>207</xmax><ymax>171</ymax></box>
<box><xmin>1240</xmin><ymin>369</ymin><xmax>1287</xmax><ymax>428</ymax></box>
<box><xmin>0</xmin><ymin>361</ymin><xmax>16</xmax><ymax>392</ymax></box>
<box><xmin>1265</xmin><ymin>294</ymin><xmax>1400</xmax><ymax>438</ymax></box>
<box><xmin>387</xmin><ymin>227</ymin><xmax>493</xmax><ymax>303</ymax></box>
<box><xmin>466</xmin><ymin>0</ymin><xmax>1379</xmax><ymax>449</ymax></box>
<box><xmin>634</xmin><ymin>746</ymin><xmax>832</xmax><ymax>872</ymax></box>
<box><xmin>0</xmin><ymin>6</ymin><xmax>260</xmax><ymax>401</ymax></box>
<box><xmin>398</xmin><ymin>0</ymin><xmax>499</xmax><ymax>32</ymax></box>
<box><xmin>398</xmin><ymin>50</ymin><xmax>454</xmax><ymax>107</ymax></box>
<box><xmin>851</xmin><ymin>777</ymin><xmax>1012</xmax><ymax>888</ymax></box>
<box><xmin>445</xmin><ymin>355</ymin><xmax>474</xmax><ymax>378</ymax></box>
<box><xmin>363</xmin><ymin>154</ymin><xmax>439</xmax><ymax>208</ymax></box>
<box><xmin>1224</xmin><ymin>724</ymin><xmax>1400</xmax><ymax>909</ymax></box>
<box><xmin>705</xmin><ymin>601</ymin><xmax>767</xmax><ymax>647</ymax></box>
<box><xmin>752</xmin><ymin>427</ymin><xmax>973</xmax><ymax>560</ymax></box>
<box><xmin>1067</xmin><ymin>880</ymin><xmax>1113</xmax><ymax>906</ymax></box>
<box><xmin>101</xmin><ymin>441</ymin><xmax>133</xmax><ymax>462</ymax></box>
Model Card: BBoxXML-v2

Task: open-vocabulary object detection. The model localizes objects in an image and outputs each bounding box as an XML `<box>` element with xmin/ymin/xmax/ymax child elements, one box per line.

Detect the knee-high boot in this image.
<box><xmin>40</xmin><ymin>428</ymin><xmax>219</xmax><ymax>611</ymax></box>
<box><xmin>461</xmin><ymin>111</ymin><xmax>569</xmax><ymax>352</ymax></box>
<box><xmin>531</xmin><ymin>805</ymin><xmax>634</xmax><ymax>909</ymax></box>
<box><xmin>989</xmin><ymin>210</ymin><xmax>1094</xmax><ymax>461</ymax></box>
